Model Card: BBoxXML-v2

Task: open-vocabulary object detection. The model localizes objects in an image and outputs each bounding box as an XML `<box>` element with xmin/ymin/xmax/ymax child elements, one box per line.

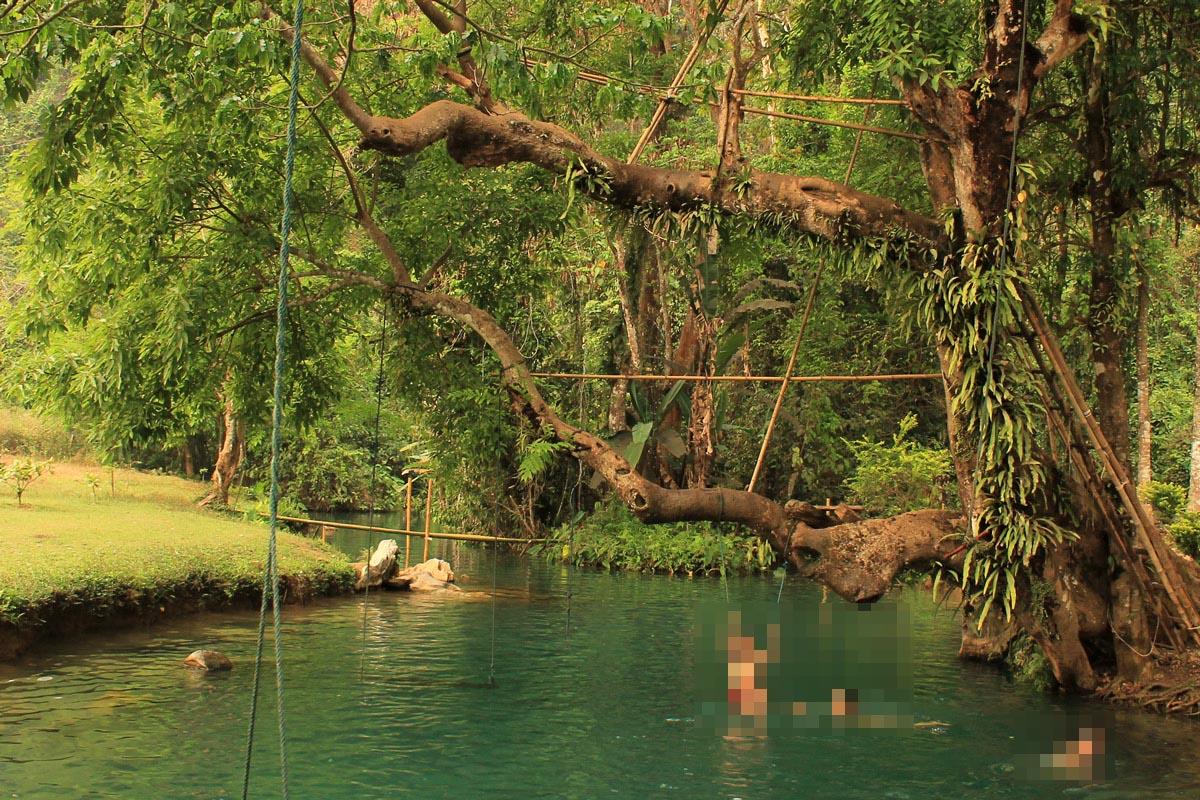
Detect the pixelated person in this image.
<box><xmin>1039</xmin><ymin>726</ymin><xmax>1105</xmax><ymax>781</ymax></box>
<box><xmin>724</xmin><ymin>610</ymin><xmax>777</xmax><ymax>736</ymax></box>
<box><xmin>829</xmin><ymin>687</ymin><xmax>859</xmax><ymax>724</ymax></box>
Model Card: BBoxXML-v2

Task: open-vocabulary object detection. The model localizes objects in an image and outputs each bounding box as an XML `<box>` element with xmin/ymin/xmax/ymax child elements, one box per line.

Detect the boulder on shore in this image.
<box><xmin>184</xmin><ymin>649</ymin><xmax>232</xmax><ymax>671</ymax></box>
<box><xmin>354</xmin><ymin>539</ymin><xmax>400</xmax><ymax>590</ymax></box>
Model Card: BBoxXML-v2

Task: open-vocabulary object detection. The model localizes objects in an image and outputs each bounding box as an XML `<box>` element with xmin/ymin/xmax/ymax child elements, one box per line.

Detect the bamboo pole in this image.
<box><xmin>747</xmin><ymin>265</ymin><xmax>824</xmax><ymax>493</ymax></box>
<box><xmin>1023</xmin><ymin>327</ymin><xmax>1185</xmax><ymax>648</ymax></box>
<box><xmin>517</xmin><ymin>58</ymin><xmax>905</xmax><ymax>107</ymax></box>
<box><xmin>422</xmin><ymin>478</ymin><xmax>434</xmax><ymax>562</ymax></box>
<box><xmin>730</xmin><ymin>87</ymin><xmax>904</xmax><ymax>106</ymax></box>
<box><xmin>277</xmin><ymin>516</ymin><xmax>549</xmax><ymax>544</ymax></box>
<box><xmin>404</xmin><ymin>478</ymin><xmax>412</xmax><ymax>567</ymax></box>
<box><xmin>736</xmin><ymin>105</ymin><xmax>927</xmax><ymax>142</ymax></box>
<box><xmin>627</xmin><ymin>0</ymin><xmax>731</xmax><ymax>164</ymax></box>
<box><xmin>1038</xmin><ymin>386</ymin><xmax>1185</xmax><ymax>650</ymax></box>
<box><xmin>530</xmin><ymin>371</ymin><xmax>941</xmax><ymax>383</ymax></box>
<box><xmin>1019</xmin><ymin>288</ymin><xmax>1200</xmax><ymax>642</ymax></box>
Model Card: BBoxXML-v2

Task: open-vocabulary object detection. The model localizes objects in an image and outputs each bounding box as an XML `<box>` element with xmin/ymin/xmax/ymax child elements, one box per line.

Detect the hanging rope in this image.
<box><xmin>241</xmin><ymin>2</ymin><xmax>303</xmax><ymax>798</ymax></box>
<box><xmin>565</xmin><ymin>504</ymin><xmax>577</xmax><ymax>634</ymax></box>
<box><xmin>844</xmin><ymin>76</ymin><xmax>882</xmax><ymax>184</ymax></box>
<box><xmin>487</xmin><ymin>536</ymin><xmax>499</xmax><ymax>687</ymax></box>
<box><xmin>566</xmin><ymin>271</ymin><xmax>585</xmax><ymax>635</ymax></box>
<box><xmin>358</xmin><ymin>302</ymin><xmax>389</xmax><ymax>684</ymax></box>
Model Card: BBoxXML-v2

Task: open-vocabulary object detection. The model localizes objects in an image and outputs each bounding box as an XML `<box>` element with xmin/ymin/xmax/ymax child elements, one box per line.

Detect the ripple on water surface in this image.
<box><xmin>1</xmin><ymin>539</ymin><xmax>1199</xmax><ymax>799</ymax></box>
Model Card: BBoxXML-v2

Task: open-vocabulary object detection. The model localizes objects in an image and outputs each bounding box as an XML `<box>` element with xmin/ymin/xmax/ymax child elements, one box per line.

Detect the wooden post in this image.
<box><xmin>422</xmin><ymin>478</ymin><xmax>434</xmax><ymax>562</ymax></box>
<box><xmin>404</xmin><ymin>478</ymin><xmax>413</xmax><ymax>567</ymax></box>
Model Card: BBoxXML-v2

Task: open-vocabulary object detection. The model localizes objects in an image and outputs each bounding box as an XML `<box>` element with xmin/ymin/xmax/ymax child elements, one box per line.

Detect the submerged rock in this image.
<box><xmin>409</xmin><ymin>572</ymin><xmax>463</xmax><ymax>593</ymax></box>
<box><xmin>184</xmin><ymin>650</ymin><xmax>232</xmax><ymax>671</ymax></box>
<box><xmin>385</xmin><ymin>558</ymin><xmax>460</xmax><ymax>592</ymax></box>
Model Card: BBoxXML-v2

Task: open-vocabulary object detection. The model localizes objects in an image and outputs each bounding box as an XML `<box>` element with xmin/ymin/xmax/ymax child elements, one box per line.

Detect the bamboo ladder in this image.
<box><xmin>1018</xmin><ymin>287</ymin><xmax>1200</xmax><ymax>646</ymax></box>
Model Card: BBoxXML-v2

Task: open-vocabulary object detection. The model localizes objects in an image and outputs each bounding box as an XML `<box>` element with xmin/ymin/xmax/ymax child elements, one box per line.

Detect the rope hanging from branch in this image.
<box><xmin>240</xmin><ymin>1</ymin><xmax>303</xmax><ymax>798</ymax></box>
<box><xmin>358</xmin><ymin>301</ymin><xmax>389</xmax><ymax>684</ymax></box>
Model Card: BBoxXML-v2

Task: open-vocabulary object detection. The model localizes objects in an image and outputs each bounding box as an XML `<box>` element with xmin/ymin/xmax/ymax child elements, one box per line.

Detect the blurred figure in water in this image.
<box><xmin>1038</xmin><ymin>726</ymin><xmax>1105</xmax><ymax>781</ymax></box>
<box><xmin>724</xmin><ymin>610</ymin><xmax>777</xmax><ymax>736</ymax></box>
<box><xmin>700</xmin><ymin>600</ymin><xmax>914</xmax><ymax>736</ymax></box>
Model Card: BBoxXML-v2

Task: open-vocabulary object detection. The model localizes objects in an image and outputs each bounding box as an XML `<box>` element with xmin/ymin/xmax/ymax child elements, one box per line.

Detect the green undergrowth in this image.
<box><xmin>538</xmin><ymin>501</ymin><xmax>779</xmax><ymax>576</ymax></box>
<box><xmin>0</xmin><ymin>405</ymin><xmax>86</xmax><ymax>459</ymax></box>
<box><xmin>1006</xmin><ymin>634</ymin><xmax>1055</xmax><ymax>693</ymax></box>
<box><xmin>0</xmin><ymin>461</ymin><xmax>354</xmax><ymax>629</ymax></box>
<box><xmin>1140</xmin><ymin>480</ymin><xmax>1200</xmax><ymax>558</ymax></box>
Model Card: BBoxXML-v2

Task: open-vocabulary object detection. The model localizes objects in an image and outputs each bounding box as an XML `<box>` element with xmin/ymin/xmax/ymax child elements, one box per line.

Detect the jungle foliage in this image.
<box><xmin>2</xmin><ymin>0</ymin><xmax>1200</xmax><ymax>690</ymax></box>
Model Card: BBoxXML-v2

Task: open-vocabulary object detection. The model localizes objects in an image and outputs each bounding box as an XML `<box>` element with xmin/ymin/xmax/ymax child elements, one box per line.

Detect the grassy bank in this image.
<box><xmin>0</xmin><ymin>460</ymin><xmax>354</xmax><ymax>659</ymax></box>
<box><xmin>539</xmin><ymin>502</ymin><xmax>779</xmax><ymax>576</ymax></box>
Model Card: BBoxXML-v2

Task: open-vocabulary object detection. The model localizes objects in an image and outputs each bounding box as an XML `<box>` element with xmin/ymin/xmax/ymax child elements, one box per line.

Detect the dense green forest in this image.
<box><xmin>3</xmin><ymin>0</ymin><xmax>1200</xmax><ymax>701</ymax></box>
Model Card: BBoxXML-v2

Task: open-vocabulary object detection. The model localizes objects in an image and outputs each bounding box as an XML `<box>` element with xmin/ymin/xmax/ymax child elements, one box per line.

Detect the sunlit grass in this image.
<box><xmin>0</xmin><ymin>461</ymin><xmax>353</xmax><ymax>626</ymax></box>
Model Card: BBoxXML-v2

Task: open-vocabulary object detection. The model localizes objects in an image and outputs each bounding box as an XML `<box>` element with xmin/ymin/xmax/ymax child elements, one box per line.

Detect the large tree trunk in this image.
<box><xmin>900</xmin><ymin>7</ymin><xmax>1167</xmax><ymax>691</ymax></box>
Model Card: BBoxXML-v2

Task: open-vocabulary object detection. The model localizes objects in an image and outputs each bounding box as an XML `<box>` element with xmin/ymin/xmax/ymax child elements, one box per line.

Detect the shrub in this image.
<box><xmin>539</xmin><ymin>501</ymin><xmax>777</xmax><ymax>576</ymax></box>
<box><xmin>843</xmin><ymin>413</ymin><xmax>956</xmax><ymax>516</ymax></box>
<box><xmin>1</xmin><ymin>457</ymin><xmax>51</xmax><ymax>506</ymax></box>
<box><xmin>1168</xmin><ymin>512</ymin><xmax>1200</xmax><ymax>558</ymax></box>
<box><xmin>280</xmin><ymin>434</ymin><xmax>402</xmax><ymax>512</ymax></box>
<box><xmin>1140</xmin><ymin>480</ymin><xmax>1187</xmax><ymax>525</ymax></box>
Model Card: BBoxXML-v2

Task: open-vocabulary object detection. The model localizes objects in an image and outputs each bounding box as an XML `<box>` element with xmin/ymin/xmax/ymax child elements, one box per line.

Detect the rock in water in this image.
<box><xmin>409</xmin><ymin>572</ymin><xmax>463</xmax><ymax>592</ymax></box>
<box><xmin>184</xmin><ymin>650</ymin><xmax>232</xmax><ymax>671</ymax></box>
<box><xmin>414</xmin><ymin>558</ymin><xmax>454</xmax><ymax>582</ymax></box>
<box><xmin>354</xmin><ymin>539</ymin><xmax>400</xmax><ymax>590</ymax></box>
<box><xmin>386</xmin><ymin>558</ymin><xmax>460</xmax><ymax>592</ymax></box>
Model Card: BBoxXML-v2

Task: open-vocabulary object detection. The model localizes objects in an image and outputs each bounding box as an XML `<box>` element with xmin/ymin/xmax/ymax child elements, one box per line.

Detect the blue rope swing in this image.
<box><xmin>241</xmin><ymin>1</ymin><xmax>304</xmax><ymax>797</ymax></box>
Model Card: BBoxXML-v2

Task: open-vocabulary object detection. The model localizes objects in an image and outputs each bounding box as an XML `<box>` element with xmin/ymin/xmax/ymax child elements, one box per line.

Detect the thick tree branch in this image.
<box><xmin>789</xmin><ymin>510</ymin><xmax>964</xmax><ymax>602</ymax></box>
<box><xmin>278</xmin><ymin>15</ymin><xmax>944</xmax><ymax>248</ymax></box>
<box><xmin>357</xmin><ymin>102</ymin><xmax>941</xmax><ymax>244</ymax></box>
<box><xmin>1033</xmin><ymin>0</ymin><xmax>1092</xmax><ymax>78</ymax></box>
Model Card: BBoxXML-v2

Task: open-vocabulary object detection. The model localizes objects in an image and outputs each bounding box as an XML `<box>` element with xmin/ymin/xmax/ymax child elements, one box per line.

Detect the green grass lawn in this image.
<box><xmin>0</xmin><ymin>460</ymin><xmax>353</xmax><ymax>629</ymax></box>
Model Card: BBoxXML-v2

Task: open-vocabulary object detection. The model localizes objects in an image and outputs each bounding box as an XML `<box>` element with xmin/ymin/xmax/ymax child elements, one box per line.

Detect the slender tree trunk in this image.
<box><xmin>1053</xmin><ymin>203</ymin><xmax>1070</xmax><ymax>321</ymax></box>
<box><xmin>1188</xmin><ymin>262</ymin><xmax>1200</xmax><ymax>512</ymax></box>
<box><xmin>1084</xmin><ymin>40</ymin><xmax>1134</xmax><ymax>474</ymax></box>
<box><xmin>200</xmin><ymin>392</ymin><xmax>244</xmax><ymax>508</ymax></box>
<box><xmin>181</xmin><ymin>443</ymin><xmax>195</xmax><ymax>478</ymax></box>
<box><xmin>1136</xmin><ymin>263</ymin><xmax>1152</xmax><ymax>488</ymax></box>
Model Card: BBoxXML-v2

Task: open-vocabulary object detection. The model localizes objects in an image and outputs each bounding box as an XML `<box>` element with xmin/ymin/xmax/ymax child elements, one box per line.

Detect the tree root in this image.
<box><xmin>1096</xmin><ymin>678</ymin><xmax>1200</xmax><ymax>716</ymax></box>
